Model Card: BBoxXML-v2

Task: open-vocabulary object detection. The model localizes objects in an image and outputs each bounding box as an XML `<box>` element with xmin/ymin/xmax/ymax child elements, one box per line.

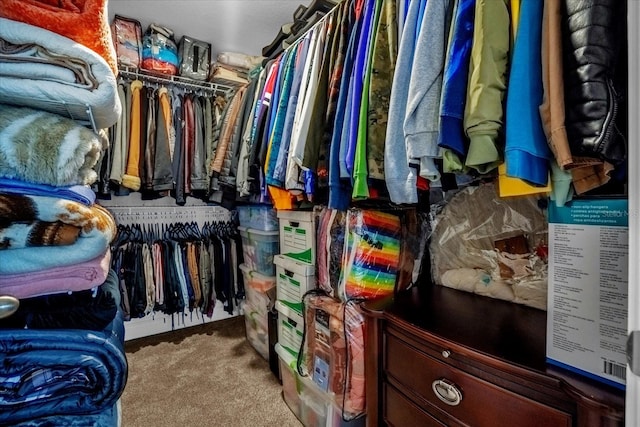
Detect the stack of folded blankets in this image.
<box><xmin>0</xmin><ymin>1</ymin><xmax>127</xmax><ymax>425</ymax></box>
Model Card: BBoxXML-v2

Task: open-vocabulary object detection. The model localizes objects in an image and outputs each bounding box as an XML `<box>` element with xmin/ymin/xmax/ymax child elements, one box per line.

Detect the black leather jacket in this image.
<box><xmin>562</xmin><ymin>0</ymin><xmax>626</xmax><ymax>165</ymax></box>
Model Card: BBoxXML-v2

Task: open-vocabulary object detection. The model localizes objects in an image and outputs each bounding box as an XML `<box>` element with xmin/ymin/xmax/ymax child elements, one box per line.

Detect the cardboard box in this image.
<box><xmin>275</xmin><ymin>300</ymin><xmax>304</xmax><ymax>357</ymax></box>
<box><xmin>277</xmin><ymin>210</ymin><xmax>316</xmax><ymax>265</ymax></box>
<box><xmin>547</xmin><ymin>198</ymin><xmax>628</xmax><ymax>389</ymax></box>
<box><xmin>274</xmin><ymin>254</ymin><xmax>316</xmax><ymax>314</ymax></box>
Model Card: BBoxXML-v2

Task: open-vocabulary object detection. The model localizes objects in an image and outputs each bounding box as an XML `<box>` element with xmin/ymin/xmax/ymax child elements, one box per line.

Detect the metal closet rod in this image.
<box><xmin>281</xmin><ymin>0</ymin><xmax>343</xmax><ymax>55</ymax></box>
<box><xmin>117</xmin><ymin>66</ymin><xmax>237</xmax><ymax>96</ymax></box>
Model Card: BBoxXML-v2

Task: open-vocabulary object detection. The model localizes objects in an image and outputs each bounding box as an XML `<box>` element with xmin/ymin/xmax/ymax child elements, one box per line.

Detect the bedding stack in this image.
<box><xmin>0</xmin><ymin>1</ymin><xmax>127</xmax><ymax>426</ymax></box>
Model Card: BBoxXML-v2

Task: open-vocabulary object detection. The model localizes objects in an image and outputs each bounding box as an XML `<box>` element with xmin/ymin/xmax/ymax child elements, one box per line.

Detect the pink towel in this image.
<box><xmin>0</xmin><ymin>250</ymin><xmax>111</xmax><ymax>299</ymax></box>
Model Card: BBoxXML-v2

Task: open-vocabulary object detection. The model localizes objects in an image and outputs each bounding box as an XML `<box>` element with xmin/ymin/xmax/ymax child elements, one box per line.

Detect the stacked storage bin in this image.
<box><xmin>275</xmin><ymin>208</ymin><xmax>366</xmax><ymax>427</ymax></box>
<box><xmin>274</xmin><ymin>210</ymin><xmax>316</xmax><ymax>422</ymax></box>
<box><xmin>237</xmin><ymin>205</ymin><xmax>279</xmax><ymax>361</ymax></box>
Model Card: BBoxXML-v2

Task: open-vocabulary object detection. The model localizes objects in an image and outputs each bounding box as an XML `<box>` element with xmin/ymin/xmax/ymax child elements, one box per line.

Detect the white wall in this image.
<box><xmin>108</xmin><ymin>0</ymin><xmax>303</xmax><ymax>59</ymax></box>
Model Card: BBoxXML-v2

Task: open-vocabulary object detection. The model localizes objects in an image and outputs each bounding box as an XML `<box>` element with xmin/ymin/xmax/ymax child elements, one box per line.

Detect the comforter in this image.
<box><xmin>9</xmin><ymin>401</ymin><xmax>121</xmax><ymax>427</ymax></box>
<box><xmin>0</xmin><ymin>307</ymin><xmax>127</xmax><ymax>424</ymax></box>
<box><xmin>0</xmin><ymin>17</ymin><xmax>121</xmax><ymax>129</ymax></box>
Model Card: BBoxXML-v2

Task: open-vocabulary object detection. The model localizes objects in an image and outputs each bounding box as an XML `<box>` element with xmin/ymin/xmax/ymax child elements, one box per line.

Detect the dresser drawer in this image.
<box><xmin>384</xmin><ymin>383</ymin><xmax>448</xmax><ymax>427</ymax></box>
<box><xmin>385</xmin><ymin>333</ymin><xmax>572</xmax><ymax>427</ymax></box>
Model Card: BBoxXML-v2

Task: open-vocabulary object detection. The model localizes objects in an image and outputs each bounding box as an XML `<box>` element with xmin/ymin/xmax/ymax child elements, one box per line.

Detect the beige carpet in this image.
<box><xmin>122</xmin><ymin>316</ymin><xmax>302</xmax><ymax>427</ymax></box>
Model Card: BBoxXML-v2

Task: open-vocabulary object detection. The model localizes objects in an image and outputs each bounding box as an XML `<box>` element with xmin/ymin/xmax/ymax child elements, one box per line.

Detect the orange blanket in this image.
<box><xmin>0</xmin><ymin>0</ymin><xmax>117</xmax><ymax>74</ymax></box>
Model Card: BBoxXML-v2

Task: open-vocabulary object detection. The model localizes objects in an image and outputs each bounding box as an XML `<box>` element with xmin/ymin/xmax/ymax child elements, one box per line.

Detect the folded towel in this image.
<box><xmin>0</xmin><ymin>17</ymin><xmax>121</xmax><ymax>129</ymax></box>
<box><xmin>0</xmin><ymin>194</ymin><xmax>116</xmax><ymax>275</ymax></box>
<box><xmin>0</xmin><ymin>0</ymin><xmax>118</xmax><ymax>74</ymax></box>
<box><xmin>0</xmin><ymin>104</ymin><xmax>105</xmax><ymax>187</ymax></box>
<box><xmin>0</xmin><ymin>250</ymin><xmax>111</xmax><ymax>299</ymax></box>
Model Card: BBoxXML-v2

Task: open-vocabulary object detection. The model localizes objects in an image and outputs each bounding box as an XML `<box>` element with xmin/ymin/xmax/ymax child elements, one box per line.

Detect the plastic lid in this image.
<box><xmin>275</xmin><ymin>342</ymin><xmax>297</xmax><ymax>367</ymax></box>
<box><xmin>237</xmin><ymin>225</ymin><xmax>279</xmax><ymax>236</ymax></box>
<box><xmin>239</xmin><ymin>263</ymin><xmax>276</xmax><ymax>291</ymax></box>
<box><xmin>276</xmin><ymin>209</ymin><xmax>315</xmax><ymax>221</ymax></box>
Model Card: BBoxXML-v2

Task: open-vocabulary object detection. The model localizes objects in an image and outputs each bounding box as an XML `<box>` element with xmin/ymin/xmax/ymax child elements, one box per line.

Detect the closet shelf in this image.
<box><xmin>118</xmin><ymin>66</ymin><xmax>238</xmax><ymax>96</ymax></box>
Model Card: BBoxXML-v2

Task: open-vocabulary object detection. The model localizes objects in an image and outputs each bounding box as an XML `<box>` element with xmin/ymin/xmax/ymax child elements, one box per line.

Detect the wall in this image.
<box><xmin>108</xmin><ymin>0</ymin><xmax>302</xmax><ymax>59</ymax></box>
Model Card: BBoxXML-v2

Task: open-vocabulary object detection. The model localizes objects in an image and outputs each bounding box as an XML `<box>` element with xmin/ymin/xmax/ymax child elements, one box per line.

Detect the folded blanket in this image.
<box><xmin>10</xmin><ymin>400</ymin><xmax>121</xmax><ymax>427</ymax></box>
<box><xmin>0</xmin><ymin>194</ymin><xmax>116</xmax><ymax>275</ymax></box>
<box><xmin>0</xmin><ymin>268</ymin><xmax>118</xmax><ymax>330</ymax></box>
<box><xmin>0</xmin><ymin>0</ymin><xmax>117</xmax><ymax>74</ymax></box>
<box><xmin>0</xmin><ymin>177</ymin><xmax>96</xmax><ymax>205</ymax></box>
<box><xmin>0</xmin><ymin>105</ymin><xmax>106</xmax><ymax>187</ymax></box>
<box><xmin>0</xmin><ymin>301</ymin><xmax>127</xmax><ymax>424</ymax></box>
<box><xmin>0</xmin><ymin>220</ymin><xmax>80</xmax><ymax>249</ymax></box>
<box><xmin>0</xmin><ymin>249</ymin><xmax>110</xmax><ymax>299</ymax></box>
<box><xmin>0</xmin><ymin>17</ymin><xmax>121</xmax><ymax>129</ymax></box>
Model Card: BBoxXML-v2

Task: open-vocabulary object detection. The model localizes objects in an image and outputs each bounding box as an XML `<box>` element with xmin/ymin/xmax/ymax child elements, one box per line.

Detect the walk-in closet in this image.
<box><xmin>0</xmin><ymin>0</ymin><xmax>638</xmax><ymax>426</ymax></box>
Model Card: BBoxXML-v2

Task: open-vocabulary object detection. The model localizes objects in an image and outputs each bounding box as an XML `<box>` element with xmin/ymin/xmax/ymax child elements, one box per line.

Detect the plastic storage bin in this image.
<box><xmin>242</xmin><ymin>301</ymin><xmax>269</xmax><ymax>360</ymax></box>
<box><xmin>274</xmin><ymin>254</ymin><xmax>316</xmax><ymax>314</ymax></box>
<box><xmin>329</xmin><ymin>405</ymin><xmax>366</xmax><ymax>427</ymax></box>
<box><xmin>275</xmin><ymin>300</ymin><xmax>304</xmax><ymax>356</ymax></box>
<box><xmin>239</xmin><ymin>263</ymin><xmax>276</xmax><ymax>315</ymax></box>
<box><xmin>237</xmin><ymin>205</ymin><xmax>279</xmax><ymax>231</ymax></box>
<box><xmin>300</xmin><ymin>375</ymin><xmax>331</xmax><ymax>427</ymax></box>
<box><xmin>276</xmin><ymin>343</ymin><xmax>302</xmax><ymax>420</ymax></box>
<box><xmin>238</xmin><ymin>226</ymin><xmax>279</xmax><ymax>276</ymax></box>
<box><xmin>278</xmin><ymin>210</ymin><xmax>316</xmax><ymax>265</ymax></box>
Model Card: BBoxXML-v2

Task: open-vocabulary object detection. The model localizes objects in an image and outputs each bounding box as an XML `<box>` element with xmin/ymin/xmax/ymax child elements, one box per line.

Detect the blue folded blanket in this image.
<box><xmin>0</xmin><ymin>307</ymin><xmax>128</xmax><ymax>424</ymax></box>
<box><xmin>9</xmin><ymin>400</ymin><xmax>121</xmax><ymax>427</ymax></box>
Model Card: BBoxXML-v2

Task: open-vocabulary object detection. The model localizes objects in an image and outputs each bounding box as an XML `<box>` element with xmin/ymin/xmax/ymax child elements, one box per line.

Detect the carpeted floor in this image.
<box><xmin>121</xmin><ymin>316</ymin><xmax>302</xmax><ymax>427</ymax></box>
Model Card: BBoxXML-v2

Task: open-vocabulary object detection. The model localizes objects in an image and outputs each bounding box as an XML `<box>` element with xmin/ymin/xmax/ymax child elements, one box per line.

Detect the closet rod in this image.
<box><xmin>118</xmin><ymin>66</ymin><xmax>237</xmax><ymax>96</ymax></box>
<box><xmin>280</xmin><ymin>0</ymin><xmax>342</xmax><ymax>56</ymax></box>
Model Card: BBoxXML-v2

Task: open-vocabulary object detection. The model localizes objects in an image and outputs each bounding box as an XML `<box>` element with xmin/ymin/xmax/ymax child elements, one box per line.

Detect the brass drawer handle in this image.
<box><xmin>432</xmin><ymin>378</ymin><xmax>463</xmax><ymax>406</ymax></box>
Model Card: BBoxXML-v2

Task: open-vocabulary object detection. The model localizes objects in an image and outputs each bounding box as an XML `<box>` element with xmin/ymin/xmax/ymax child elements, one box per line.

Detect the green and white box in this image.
<box><xmin>274</xmin><ymin>254</ymin><xmax>315</xmax><ymax>315</ymax></box>
<box><xmin>277</xmin><ymin>210</ymin><xmax>316</xmax><ymax>265</ymax></box>
<box><xmin>547</xmin><ymin>198</ymin><xmax>628</xmax><ymax>389</ymax></box>
<box><xmin>275</xmin><ymin>300</ymin><xmax>305</xmax><ymax>356</ymax></box>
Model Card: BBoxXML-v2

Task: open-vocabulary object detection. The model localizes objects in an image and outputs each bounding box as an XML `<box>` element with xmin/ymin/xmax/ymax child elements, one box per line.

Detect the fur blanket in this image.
<box><xmin>0</xmin><ymin>104</ymin><xmax>105</xmax><ymax>186</ymax></box>
<box><xmin>0</xmin><ymin>194</ymin><xmax>116</xmax><ymax>275</ymax></box>
<box><xmin>0</xmin><ymin>17</ymin><xmax>121</xmax><ymax>129</ymax></box>
<box><xmin>0</xmin><ymin>0</ymin><xmax>117</xmax><ymax>74</ymax></box>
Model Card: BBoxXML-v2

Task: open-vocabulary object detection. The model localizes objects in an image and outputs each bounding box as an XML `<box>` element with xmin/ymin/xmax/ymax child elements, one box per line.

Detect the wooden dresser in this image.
<box><xmin>362</xmin><ymin>285</ymin><xmax>625</xmax><ymax>427</ymax></box>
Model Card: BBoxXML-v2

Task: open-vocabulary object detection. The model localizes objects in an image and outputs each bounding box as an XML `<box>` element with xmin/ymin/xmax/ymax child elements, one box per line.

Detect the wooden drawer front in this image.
<box><xmin>385</xmin><ymin>334</ymin><xmax>572</xmax><ymax>427</ymax></box>
<box><xmin>384</xmin><ymin>383</ymin><xmax>448</xmax><ymax>427</ymax></box>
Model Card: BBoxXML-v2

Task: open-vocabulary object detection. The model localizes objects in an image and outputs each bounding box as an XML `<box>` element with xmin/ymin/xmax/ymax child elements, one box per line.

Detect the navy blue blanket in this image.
<box><xmin>9</xmin><ymin>400</ymin><xmax>121</xmax><ymax>426</ymax></box>
<box><xmin>0</xmin><ymin>310</ymin><xmax>127</xmax><ymax>424</ymax></box>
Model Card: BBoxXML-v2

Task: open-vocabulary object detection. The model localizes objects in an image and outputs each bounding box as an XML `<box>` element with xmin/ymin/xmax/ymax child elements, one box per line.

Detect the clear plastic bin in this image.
<box><xmin>237</xmin><ymin>205</ymin><xmax>279</xmax><ymax>231</ymax></box>
<box><xmin>276</xmin><ymin>343</ymin><xmax>302</xmax><ymax>420</ymax></box>
<box><xmin>242</xmin><ymin>301</ymin><xmax>269</xmax><ymax>360</ymax></box>
<box><xmin>239</xmin><ymin>263</ymin><xmax>276</xmax><ymax>315</ymax></box>
<box><xmin>238</xmin><ymin>226</ymin><xmax>279</xmax><ymax>276</ymax></box>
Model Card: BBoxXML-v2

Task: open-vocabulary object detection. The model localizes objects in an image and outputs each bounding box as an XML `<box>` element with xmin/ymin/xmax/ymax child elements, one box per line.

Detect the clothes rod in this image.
<box><xmin>118</xmin><ymin>66</ymin><xmax>237</xmax><ymax>96</ymax></box>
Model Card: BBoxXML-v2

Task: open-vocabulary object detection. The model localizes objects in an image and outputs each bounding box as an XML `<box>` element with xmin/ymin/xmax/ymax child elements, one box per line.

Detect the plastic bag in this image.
<box><xmin>338</xmin><ymin>209</ymin><xmax>401</xmax><ymax>301</ymax></box>
<box><xmin>111</xmin><ymin>15</ymin><xmax>142</xmax><ymax>68</ymax></box>
<box><xmin>178</xmin><ymin>35</ymin><xmax>211</xmax><ymax>81</ymax></box>
<box><xmin>298</xmin><ymin>293</ymin><xmax>365</xmax><ymax>420</ymax></box>
<box><xmin>141</xmin><ymin>23</ymin><xmax>179</xmax><ymax>75</ymax></box>
<box><xmin>429</xmin><ymin>183</ymin><xmax>548</xmax><ymax>310</ymax></box>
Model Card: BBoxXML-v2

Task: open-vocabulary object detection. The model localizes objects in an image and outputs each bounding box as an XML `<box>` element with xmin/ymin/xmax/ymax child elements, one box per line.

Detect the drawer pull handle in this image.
<box><xmin>432</xmin><ymin>379</ymin><xmax>463</xmax><ymax>406</ymax></box>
